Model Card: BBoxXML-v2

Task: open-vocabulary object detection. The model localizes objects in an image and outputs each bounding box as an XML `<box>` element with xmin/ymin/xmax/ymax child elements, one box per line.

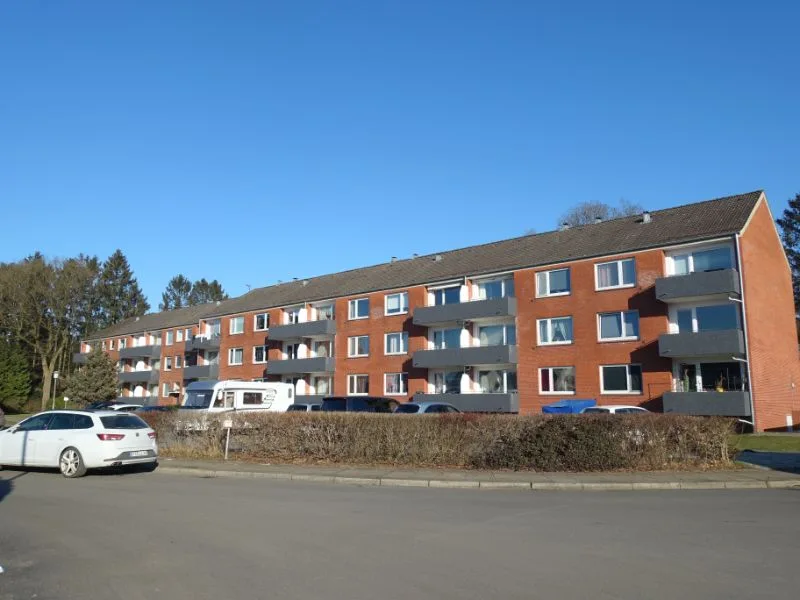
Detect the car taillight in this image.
<box><xmin>97</xmin><ymin>433</ymin><xmax>125</xmax><ymax>441</ymax></box>
<box><xmin>148</xmin><ymin>432</ymin><xmax>156</xmax><ymax>439</ymax></box>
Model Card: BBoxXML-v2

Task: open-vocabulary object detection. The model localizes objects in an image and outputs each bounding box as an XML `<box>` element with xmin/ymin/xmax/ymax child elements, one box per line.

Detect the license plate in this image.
<box><xmin>129</xmin><ymin>451</ymin><xmax>149</xmax><ymax>457</ymax></box>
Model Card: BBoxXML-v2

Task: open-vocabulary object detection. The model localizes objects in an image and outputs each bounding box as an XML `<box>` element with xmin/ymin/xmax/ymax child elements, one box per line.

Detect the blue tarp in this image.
<box><xmin>541</xmin><ymin>399</ymin><xmax>596</xmax><ymax>414</ymax></box>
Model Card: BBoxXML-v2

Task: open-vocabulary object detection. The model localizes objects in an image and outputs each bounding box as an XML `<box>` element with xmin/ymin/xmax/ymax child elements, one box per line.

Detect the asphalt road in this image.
<box><xmin>1</xmin><ymin>469</ymin><xmax>798</xmax><ymax>600</ymax></box>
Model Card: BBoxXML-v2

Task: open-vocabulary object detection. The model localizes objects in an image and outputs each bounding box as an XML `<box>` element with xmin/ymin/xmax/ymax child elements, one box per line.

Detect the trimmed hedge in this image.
<box><xmin>140</xmin><ymin>412</ymin><xmax>734</xmax><ymax>472</ymax></box>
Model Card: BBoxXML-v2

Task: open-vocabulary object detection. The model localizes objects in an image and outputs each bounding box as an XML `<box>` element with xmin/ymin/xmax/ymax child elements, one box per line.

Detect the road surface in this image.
<box><xmin>1</xmin><ymin>468</ymin><xmax>798</xmax><ymax>599</ymax></box>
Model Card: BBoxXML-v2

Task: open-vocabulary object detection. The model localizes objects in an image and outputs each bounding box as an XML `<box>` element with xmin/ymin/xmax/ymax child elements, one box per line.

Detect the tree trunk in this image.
<box><xmin>41</xmin><ymin>359</ymin><xmax>54</xmax><ymax>412</ymax></box>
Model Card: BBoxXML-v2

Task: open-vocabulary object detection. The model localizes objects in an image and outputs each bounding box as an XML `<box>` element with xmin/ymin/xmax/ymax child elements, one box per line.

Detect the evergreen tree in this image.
<box><xmin>97</xmin><ymin>250</ymin><xmax>150</xmax><ymax>328</ymax></box>
<box><xmin>0</xmin><ymin>340</ymin><xmax>32</xmax><ymax>411</ymax></box>
<box><xmin>189</xmin><ymin>278</ymin><xmax>228</xmax><ymax>305</ymax></box>
<box><xmin>65</xmin><ymin>347</ymin><xmax>118</xmax><ymax>405</ymax></box>
<box><xmin>776</xmin><ymin>192</ymin><xmax>800</xmax><ymax>311</ymax></box>
<box><xmin>160</xmin><ymin>274</ymin><xmax>193</xmax><ymax>310</ymax></box>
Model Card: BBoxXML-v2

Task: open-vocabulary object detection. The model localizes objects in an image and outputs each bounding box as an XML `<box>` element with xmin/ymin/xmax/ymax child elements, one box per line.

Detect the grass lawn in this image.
<box><xmin>731</xmin><ymin>434</ymin><xmax>800</xmax><ymax>453</ymax></box>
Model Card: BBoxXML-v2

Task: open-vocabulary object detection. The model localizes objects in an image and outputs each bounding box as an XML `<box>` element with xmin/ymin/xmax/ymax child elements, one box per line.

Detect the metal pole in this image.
<box><xmin>51</xmin><ymin>378</ymin><xmax>57</xmax><ymax>410</ymax></box>
<box><xmin>224</xmin><ymin>426</ymin><xmax>231</xmax><ymax>461</ymax></box>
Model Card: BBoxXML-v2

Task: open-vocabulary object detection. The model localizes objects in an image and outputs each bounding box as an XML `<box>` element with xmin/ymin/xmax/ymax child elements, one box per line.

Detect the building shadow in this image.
<box><xmin>0</xmin><ymin>471</ymin><xmax>27</xmax><ymax>504</ymax></box>
<box><xmin>737</xmin><ymin>450</ymin><xmax>800</xmax><ymax>475</ymax></box>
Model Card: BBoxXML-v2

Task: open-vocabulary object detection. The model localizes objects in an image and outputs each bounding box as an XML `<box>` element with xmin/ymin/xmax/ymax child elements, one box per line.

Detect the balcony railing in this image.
<box><xmin>412</xmin><ymin>345</ymin><xmax>518</xmax><ymax>369</ymax></box>
<box><xmin>413</xmin><ymin>297</ymin><xmax>517</xmax><ymax>327</ymax></box>
<box><xmin>119</xmin><ymin>345</ymin><xmax>162</xmax><ymax>359</ymax></box>
<box><xmin>268</xmin><ymin>319</ymin><xmax>336</xmax><ymax>341</ymax></box>
<box><xmin>658</xmin><ymin>330</ymin><xmax>745</xmax><ymax>358</ymax></box>
<box><xmin>412</xmin><ymin>392</ymin><xmax>519</xmax><ymax>413</ymax></box>
<box><xmin>183</xmin><ymin>363</ymin><xmax>220</xmax><ymax>380</ymax></box>
<box><xmin>266</xmin><ymin>357</ymin><xmax>335</xmax><ymax>375</ymax></box>
<box><xmin>185</xmin><ymin>335</ymin><xmax>221</xmax><ymax>352</ymax></box>
<box><xmin>118</xmin><ymin>370</ymin><xmax>160</xmax><ymax>384</ymax></box>
<box><xmin>655</xmin><ymin>269</ymin><xmax>740</xmax><ymax>303</ymax></box>
<box><xmin>662</xmin><ymin>391</ymin><xmax>751</xmax><ymax>417</ymax></box>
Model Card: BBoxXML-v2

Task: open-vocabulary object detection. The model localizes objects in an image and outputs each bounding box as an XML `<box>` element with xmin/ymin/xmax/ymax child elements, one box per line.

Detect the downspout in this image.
<box><xmin>735</xmin><ymin>234</ymin><xmax>757</xmax><ymax>430</ymax></box>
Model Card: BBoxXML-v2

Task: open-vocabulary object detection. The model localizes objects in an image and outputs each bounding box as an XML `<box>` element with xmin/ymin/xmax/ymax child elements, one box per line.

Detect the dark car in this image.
<box><xmin>321</xmin><ymin>396</ymin><xmax>399</xmax><ymax>413</ymax></box>
<box><xmin>87</xmin><ymin>400</ymin><xmax>127</xmax><ymax>410</ymax></box>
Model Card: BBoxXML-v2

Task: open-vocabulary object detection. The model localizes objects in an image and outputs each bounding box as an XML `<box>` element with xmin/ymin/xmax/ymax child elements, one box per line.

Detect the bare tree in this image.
<box><xmin>558</xmin><ymin>198</ymin><xmax>644</xmax><ymax>228</ymax></box>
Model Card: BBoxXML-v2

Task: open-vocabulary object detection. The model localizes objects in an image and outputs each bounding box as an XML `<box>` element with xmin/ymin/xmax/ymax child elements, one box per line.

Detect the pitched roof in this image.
<box><xmin>85</xmin><ymin>303</ymin><xmax>223</xmax><ymax>341</ymax></box>
<box><xmin>88</xmin><ymin>190</ymin><xmax>762</xmax><ymax>340</ymax></box>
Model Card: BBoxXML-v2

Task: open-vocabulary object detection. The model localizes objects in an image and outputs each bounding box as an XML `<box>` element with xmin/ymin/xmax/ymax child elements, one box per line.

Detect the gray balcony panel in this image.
<box><xmin>655</xmin><ymin>269</ymin><xmax>741</xmax><ymax>303</ymax></box>
<box><xmin>663</xmin><ymin>391</ymin><xmax>751</xmax><ymax>417</ymax></box>
<box><xmin>413</xmin><ymin>297</ymin><xmax>517</xmax><ymax>326</ymax></box>
<box><xmin>412</xmin><ymin>392</ymin><xmax>519</xmax><ymax>413</ymax></box>
<box><xmin>266</xmin><ymin>357</ymin><xmax>336</xmax><ymax>375</ymax></box>
<box><xmin>658</xmin><ymin>330</ymin><xmax>745</xmax><ymax>358</ymax></box>
<box><xmin>73</xmin><ymin>352</ymin><xmax>88</xmax><ymax>365</ymax></box>
<box><xmin>268</xmin><ymin>320</ymin><xmax>336</xmax><ymax>341</ymax></box>
<box><xmin>185</xmin><ymin>336</ymin><xmax>221</xmax><ymax>352</ymax></box>
<box><xmin>183</xmin><ymin>364</ymin><xmax>220</xmax><ymax>380</ymax></box>
<box><xmin>119</xmin><ymin>345</ymin><xmax>162</xmax><ymax>359</ymax></box>
<box><xmin>118</xmin><ymin>370</ymin><xmax>160</xmax><ymax>384</ymax></box>
<box><xmin>413</xmin><ymin>345</ymin><xmax>517</xmax><ymax>368</ymax></box>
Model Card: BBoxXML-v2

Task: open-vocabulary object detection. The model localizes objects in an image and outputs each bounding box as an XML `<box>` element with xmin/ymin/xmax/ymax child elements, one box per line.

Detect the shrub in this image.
<box><xmin>140</xmin><ymin>412</ymin><xmax>734</xmax><ymax>471</ymax></box>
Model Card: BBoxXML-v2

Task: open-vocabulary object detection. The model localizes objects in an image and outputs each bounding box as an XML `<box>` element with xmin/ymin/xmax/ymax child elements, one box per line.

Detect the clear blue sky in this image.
<box><xmin>1</xmin><ymin>1</ymin><xmax>798</xmax><ymax>307</ymax></box>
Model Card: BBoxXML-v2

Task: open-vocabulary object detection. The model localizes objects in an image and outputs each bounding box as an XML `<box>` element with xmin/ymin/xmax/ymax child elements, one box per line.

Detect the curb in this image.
<box><xmin>156</xmin><ymin>466</ymin><xmax>800</xmax><ymax>492</ymax></box>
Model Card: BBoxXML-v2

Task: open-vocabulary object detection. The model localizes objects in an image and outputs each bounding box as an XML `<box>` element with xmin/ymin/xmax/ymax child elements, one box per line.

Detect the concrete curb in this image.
<box><xmin>156</xmin><ymin>465</ymin><xmax>800</xmax><ymax>492</ymax></box>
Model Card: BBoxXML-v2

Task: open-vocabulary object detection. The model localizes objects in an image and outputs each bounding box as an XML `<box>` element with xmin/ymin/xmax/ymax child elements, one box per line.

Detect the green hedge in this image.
<box><xmin>140</xmin><ymin>412</ymin><xmax>734</xmax><ymax>472</ymax></box>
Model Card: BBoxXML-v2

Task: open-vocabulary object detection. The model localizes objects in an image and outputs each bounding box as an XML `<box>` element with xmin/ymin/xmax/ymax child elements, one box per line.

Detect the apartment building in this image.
<box><xmin>76</xmin><ymin>191</ymin><xmax>800</xmax><ymax>431</ymax></box>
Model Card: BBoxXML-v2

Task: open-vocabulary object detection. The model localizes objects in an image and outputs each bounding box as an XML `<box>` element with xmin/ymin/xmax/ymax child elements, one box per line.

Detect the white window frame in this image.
<box><xmin>253</xmin><ymin>345</ymin><xmax>268</xmax><ymax>364</ymax></box>
<box><xmin>669</xmin><ymin>302</ymin><xmax>740</xmax><ymax>334</ymax></box>
<box><xmin>347</xmin><ymin>374</ymin><xmax>369</xmax><ymax>395</ymax></box>
<box><xmin>432</xmin><ymin>327</ymin><xmax>462</xmax><ymax>350</ymax></box>
<box><xmin>348</xmin><ymin>335</ymin><xmax>370</xmax><ymax>358</ymax></box>
<box><xmin>537</xmin><ymin>316</ymin><xmax>574</xmax><ymax>346</ymax></box>
<box><xmin>476</xmin><ymin>323</ymin><xmax>516</xmax><ymax>347</ymax></box>
<box><xmin>594</xmin><ymin>258</ymin><xmax>636</xmax><ymax>291</ymax></box>
<box><xmin>474</xmin><ymin>277</ymin><xmax>515</xmax><ymax>300</ymax></box>
<box><xmin>165</xmin><ymin>331</ymin><xmax>174</xmax><ymax>346</ymax></box>
<box><xmin>164</xmin><ymin>356</ymin><xmax>172</xmax><ymax>371</ymax></box>
<box><xmin>384</xmin><ymin>292</ymin><xmax>409</xmax><ymax>316</ymax></box>
<box><xmin>384</xmin><ymin>332</ymin><xmax>409</xmax><ymax>355</ymax></box>
<box><xmin>597</xmin><ymin>310</ymin><xmax>640</xmax><ymax>342</ymax></box>
<box><xmin>230</xmin><ymin>316</ymin><xmax>245</xmax><ymax>335</ymax></box>
<box><xmin>162</xmin><ymin>383</ymin><xmax>170</xmax><ymax>397</ymax></box>
<box><xmin>348</xmin><ymin>298</ymin><xmax>369</xmax><ymax>320</ymax></box>
<box><xmin>666</xmin><ymin>243</ymin><xmax>735</xmax><ymax>276</ymax></box>
<box><xmin>176</xmin><ymin>329</ymin><xmax>184</xmax><ymax>342</ymax></box>
<box><xmin>254</xmin><ymin>313</ymin><xmax>270</xmax><ymax>331</ymax></box>
<box><xmin>185</xmin><ymin>328</ymin><xmax>191</xmax><ymax>341</ymax></box>
<box><xmin>536</xmin><ymin>268</ymin><xmax>571</xmax><ymax>298</ymax></box>
<box><xmin>600</xmin><ymin>364</ymin><xmax>643</xmax><ymax>395</ymax></box>
<box><xmin>118</xmin><ymin>339</ymin><xmax>126</xmax><ymax>349</ymax></box>
<box><xmin>109</xmin><ymin>339</ymin><xmax>115</xmax><ymax>350</ymax></box>
<box><xmin>175</xmin><ymin>355</ymin><xmax>182</xmax><ymax>369</ymax></box>
<box><xmin>228</xmin><ymin>347</ymin><xmax>244</xmax><ymax>366</ymax></box>
<box><xmin>384</xmin><ymin>372</ymin><xmax>408</xmax><ymax>395</ymax></box>
<box><xmin>538</xmin><ymin>366</ymin><xmax>576</xmax><ymax>395</ymax></box>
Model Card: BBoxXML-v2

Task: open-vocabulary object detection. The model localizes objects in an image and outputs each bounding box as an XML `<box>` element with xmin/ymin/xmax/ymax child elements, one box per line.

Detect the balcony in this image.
<box><xmin>185</xmin><ymin>335</ymin><xmax>221</xmax><ymax>352</ymax></box>
<box><xmin>73</xmin><ymin>352</ymin><xmax>88</xmax><ymax>365</ymax></box>
<box><xmin>412</xmin><ymin>392</ymin><xmax>519</xmax><ymax>413</ymax></box>
<box><xmin>655</xmin><ymin>269</ymin><xmax>740</xmax><ymax>303</ymax></box>
<box><xmin>119</xmin><ymin>345</ymin><xmax>161</xmax><ymax>359</ymax></box>
<box><xmin>663</xmin><ymin>391</ymin><xmax>751</xmax><ymax>417</ymax></box>
<box><xmin>413</xmin><ymin>297</ymin><xmax>517</xmax><ymax>327</ymax></box>
<box><xmin>268</xmin><ymin>320</ymin><xmax>336</xmax><ymax>341</ymax></box>
<box><xmin>658</xmin><ymin>330</ymin><xmax>745</xmax><ymax>358</ymax></box>
<box><xmin>118</xmin><ymin>370</ymin><xmax>160</xmax><ymax>384</ymax></box>
<box><xmin>266</xmin><ymin>357</ymin><xmax>336</xmax><ymax>375</ymax></box>
<box><xmin>183</xmin><ymin>363</ymin><xmax>220</xmax><ymax>380</ymax></box>
<box><xmin>413</xmin><ymin>345</ymin><xmax>518</xmax><ymax>369</ymax></box>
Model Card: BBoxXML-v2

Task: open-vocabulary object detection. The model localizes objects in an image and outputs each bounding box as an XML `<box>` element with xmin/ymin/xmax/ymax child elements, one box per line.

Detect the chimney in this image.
<box><xmin>559</xmin><ymin>222</ymin><xmax>570</xmax><ymax>231</ymax></box>
<box><xmin>594</xmin><ymin>217</ymin><xmax>602</xmax><ymax>224</ymax></box>
<box><xmin>642</xmin><ymin>211</ymin><xmax>652</xmax><ymax>224</ymax></box>
<box><xmin>302</xmin><ymin>279</ymin><xmax>309</xmax><ymax>286</ymax></box>
<box><xmin>412</xmin><ymin>253</ymin><xmax>419</xmax><ymax>259</ymax></box>
<box><xmin>434</xmin><ymin>254</ymin><xmax>443</xmax><ymax>262</ymax></box>
<box><xmin>391</xmin><ymin>256</ymin><xmax>397</xmax><ymax>263</ymax></box>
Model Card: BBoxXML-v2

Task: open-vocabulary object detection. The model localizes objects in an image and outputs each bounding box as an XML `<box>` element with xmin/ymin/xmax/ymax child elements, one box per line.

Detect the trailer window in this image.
<box><xmin>224</xmin><ymin>391</ymin><xmax>235</xmax><ymax>409</ymax></box>
<box><xmin>243</xmin><ymin>392</ymin><xmax>263</xmax><ymax>405</ymax></box>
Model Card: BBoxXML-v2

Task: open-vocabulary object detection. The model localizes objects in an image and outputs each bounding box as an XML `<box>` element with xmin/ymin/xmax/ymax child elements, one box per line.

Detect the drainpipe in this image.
<box><xmin>735</xmin><ymin>234</ymin><xmax>757</xmax><ymax>430</ymax></box>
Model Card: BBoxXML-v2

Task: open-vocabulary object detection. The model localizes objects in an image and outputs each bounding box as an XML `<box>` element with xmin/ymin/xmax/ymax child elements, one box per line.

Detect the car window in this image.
<box><xmin>286</xmin><ymin>405</ymin><xmax>305</xmax><ymax>412</ymax></box>
<box><xmin>100</xmin><ymin>415</ymin><xmax>148</xmax><ymax>429</ymax></box>
<box><xmin>443</xmin><ymin>406</ymin><xmax>459</xmax><ymax>413</ymax></box>
<box><xmin>17</xmin><ymin>413</ymin><xmax>54</xmax><ymax>431</ymax></box>
<box><xmin>74</xmin><ymin>415</ymin><xmax>94</xmax><ymax>429</ymax></box>
<box><xmin>49</xmin><ymin>413</ymin><xmax>76</xmax><ymax>430</ymax></box>
<box><xmin>395</xmin><ymin>404</ymin><xmax>420</xmax><ymax>414</ymax></box>
<box><xmin>311</xmin><ymin>405</ymin><xmax>321</xmax><ymax>412</ymax></box>
<box><xmin>582</xmin><ymin>408</ymin><xmax>608</xmax><ymax>414</ymax></box>
<box><xmin>424</xmin><ymin>405</ymin><xmax>443</xmax><ymax>414</ymax></box>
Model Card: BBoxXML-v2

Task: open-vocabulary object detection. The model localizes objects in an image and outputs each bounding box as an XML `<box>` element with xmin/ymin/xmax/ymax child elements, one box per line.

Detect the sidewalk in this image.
<box><xmin>156</xmin><ymin>455</ymin><xmax>800</xmax><ymax>491</ymax></box>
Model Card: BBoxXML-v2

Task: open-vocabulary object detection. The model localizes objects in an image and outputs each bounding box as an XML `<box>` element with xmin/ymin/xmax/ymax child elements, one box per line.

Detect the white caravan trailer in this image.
<box><xmin>181</xmin><ymin>380</ymin><xmax>295</xmax><ymax>415</ymax></box>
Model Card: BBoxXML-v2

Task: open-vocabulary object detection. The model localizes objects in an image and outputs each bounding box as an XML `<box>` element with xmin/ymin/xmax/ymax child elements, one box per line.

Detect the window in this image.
<box><xmin>385</xmin><ymin>332</ymin><xmax>409</xmax><ymax>355</ymax></box>
<box><xmin>348</xmin><ymin>298</ymin><xmax>369</xmax><ymax>320</ymax></box>
<box><xmin>433</xmin><ymin>328</ymin><xmax>461</xmax><ymax>350</ymax></box>
<box><xmin>254</xmin><ymin>313</ymin><xmax>269</xmax><ymax>331</ymax></box>
<box><xmin>285</xmin><ymin>306</ymin><xmax>302</xmax><ymax>324</ymax></box>
<box><xmin>176</xmin><ymin>329</ymin><xmax>184</xmax><ymax>342</ymax></box>
<box><xmin>17</xmin><ymin>413</ymin><xmax>54</xmax><ymax>432</ymax></box>
<box><xmin>164</xmin><ymin>357</ymin><xmax>172</xmax><ymax>371</ymax></box>
<box><xmin>312</xmin><ymin>376</ymin><xmax>332</xmax><ymax>395</ymax></box>
<box><xmin>675</xmin><ymin>304</ymin><xmax>739</xmax><ymax>333</ymax></box>
<box><xmin>478</xmin><ymin>369</ymin><xmax>518</xmax><ymax>393</ymax></box>
<box><xmin>102</xmin><ymin>341</ymin><xmax>107</xmax><ymax>351</ymax></box>
<box><xmin>348</xmin><ymin>374</ymin><xmax>369</xmax><ymax>395</ymax></box>
<box><xmin>538</xmin><ymin>317</ymin><xmax>573</xmax><ymax>345</ymax></box>
<box><xmin>49</xmin><ymin>413</ymin><xmax>77</xmax><ymax>430</ymax></box>
<box><xmin>118</xmin><ymin>339</ymin><xmax>126</xmax><ymax>349</ymax></box>
<box><xmin>433</xmin><ymin>371</ymin><xmax>462</xmax><ymax>393</ymax></box>
<box><xmin>285</xmin><ymin>343</ymin><xmax>299</xmax><ymax>360</ymax></box>
<box><xmin>313</xmin><ymin>340</ymin><xmax>332</xmax><ymax>357</ymax></box>
<box><xmin>185</xmin><ymin>328</ymin><xmax>191</xmax><ymax>340</ymax></box>
<box><xmin>242</xmin><ymin>392</ymin><xmax>264</xmax><ymax>405</ymax></box>
<box><xmin>598</xmin><ymin>311</ymin><xmax>640</xmax><ymax>341</ymax></box>
<box><xmin>230</xmin><ymin>316</ymin><xmax>245</xmax><ymax>334</ymax></box>
<box><xmin>475</xmin><ymin>277</ymin><xmax>515</xmax><ymax>300</ymax></box>
<box><xmin>348</xmin><ymin>335</ymin><xmax>370</xmax><ymax>357</ymax></box>
<box><xmin>253</xmin><ymin>345</ymin><xmax>268</xmax><ymax>363</ymax></box>
<box><xmin>432</xmin><ymin>286</ymin><xmax>461</xmax><ymax>306</ymax></box>
<box><xmin>228</xmin><ymin>347</ymin><xmax>243</xmax><ymax>365</ymax></box>
<box><xmin>384</xmin><ymin>373</ymin><xmax>408</xmax><ymax>395</ymax></box>
<box><xmin>315</xmin><ymin>304</ymin><xmax>334</xmax><ymax>321</ymax></box>
<box><xmin>595</xmin><ymin>258</ymin><xmax>636</xmax><ymax>290</ymax></box>
<box><xmin>166</xmin><ymin>331</ymin><xmax>174</xmax><ymax>345</ymax></box>
<box><xmin>109</xmin><ymin>340</ymin><xmax>115</xmax><ymax>350</ymax></box>
<box><xmin>670</xmin><ymin>246</ymin><xmax>733</xmax><ymax>275</ymax></box>
<box><xmin>162</xmin><ymin>383</ymin><xmax>170</xmax><ymax>396</ymax></box>
<box><xmin>175</xmin><ymin>355</ymin><xmax>182</xmax><ymax>369</ymax></box>
<box><xmin>536</xmin><ymin>268</ymin><xmax>571</xmax><ymax>297</ymax></box>
<box><xmin>385</xmin><ymin>292</ymin><xmax>409</xmax><ymax>316</ymax></box>
<box><xmin>676</xmin><ymin>361</ymin><xmax>745</xmax><ymax>393</ymax></box>
<box><xmin>539</xmin><ymin>367</ymin><xmax>576</xmax><ymax>394</ymax></box>
<box><xmin>600</xmin><ymin>364</ymin><xmax>643</xmax><ymax>394</ymax></box>
<box><xmin>478</xmin><ymin>324</ymin><xmax>516</xmax><ymax>346</ymax></box>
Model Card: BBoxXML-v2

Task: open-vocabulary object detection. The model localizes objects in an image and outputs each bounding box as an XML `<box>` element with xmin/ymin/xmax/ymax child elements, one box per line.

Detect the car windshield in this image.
<box><xmin>100</xmin><ymin>415</ymin><xmax>148</xmax><ymax>429</ymax></box>
<box><xmin>287</xmin><ymin>405</ymin><xmax>307</xmax><ymax>412</ymax></box>
<box><xmin>582</xmin><ymin>408</ymin><xmax>608</xmax><ymax>414</ymax></box>
<box><xmin>184</xmin><ymin>390</ymin><xmax>214</xmax><ymax>409</ymax></box>
<box><xmin>395</xmin><ymin>404</ymin><xmax>420</xmax><ymax>413</ymax></box>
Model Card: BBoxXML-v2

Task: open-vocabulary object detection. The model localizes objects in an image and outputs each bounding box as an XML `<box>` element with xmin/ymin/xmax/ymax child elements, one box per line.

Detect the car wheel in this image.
<box><xmin>59</xmin><ymin>448</ymin><xmax>87</xmax><ymax>478</ymax></box>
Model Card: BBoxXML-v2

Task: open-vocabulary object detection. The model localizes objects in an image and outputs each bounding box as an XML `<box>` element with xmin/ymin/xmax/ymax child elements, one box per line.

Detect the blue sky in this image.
<box><xmin>1</xmin><ymin>1</ymin><xmax>798</xmax><ymax>306</ymax></box>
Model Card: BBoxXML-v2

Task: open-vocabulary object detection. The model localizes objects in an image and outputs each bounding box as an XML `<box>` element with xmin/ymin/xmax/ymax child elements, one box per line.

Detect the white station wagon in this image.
<box><xmin>0</xmin><ymin>410</ymin><xmax>158</xmax><ymax>478</ymax></box>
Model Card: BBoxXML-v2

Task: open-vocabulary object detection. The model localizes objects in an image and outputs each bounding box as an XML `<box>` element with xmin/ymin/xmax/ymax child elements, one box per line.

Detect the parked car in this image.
<box><xmin>108</xmin><ymin>404</ymin><xmax>143</xmax><ymax>412</ymax></box>
<box><xmin>286</xmin><ymin>403</ymin><xmax>322</xmax><ymax>412</ymax></box>
<box><xmin>0</xmin><ymin>410</ymin><xmax>158</xmax><ymax>478</ymax></box>
<box><xmin>86</xmin><ymin>400</ymin><xmax>128</xmax><ymax>410</ymax></box>
<box><xmin>321</xmin><ymin>396</ymin><xmax>399</xmax><ymax>413</ymax></box>
<box><xmin>394</xmin><ymin>402</ymin><xmax>461</xmax><ymax>414</ymax></box>
<box><xmin>0</xmin><ymin>406</ymin><xmax>5</xmax><ymax>429</ymax></box>
<box><xmin>580</xmin><ymin>405</ymin><xmax>650</xmax><ymax>414</ymax></box>
<box><xmin>136</xmin><ymin>405</ymin><xmax>175</xmax><ymax>413</ymax></box>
